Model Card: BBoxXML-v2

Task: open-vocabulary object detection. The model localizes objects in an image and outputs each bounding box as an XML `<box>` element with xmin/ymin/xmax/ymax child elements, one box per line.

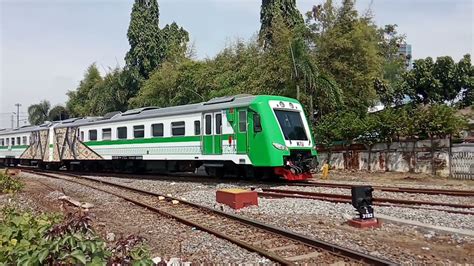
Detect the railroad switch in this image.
<box><xmin>348</xmin><ymin>186</ymin><xmax>381</xmax><ymax>229</ymax></box>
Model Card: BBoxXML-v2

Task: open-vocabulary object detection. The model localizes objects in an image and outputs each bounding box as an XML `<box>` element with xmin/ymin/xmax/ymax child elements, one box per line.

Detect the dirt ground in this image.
<box><xmin>312</xmin><ymin>170</ymin><xmax>474</xmax><ymax>189</ymax></box>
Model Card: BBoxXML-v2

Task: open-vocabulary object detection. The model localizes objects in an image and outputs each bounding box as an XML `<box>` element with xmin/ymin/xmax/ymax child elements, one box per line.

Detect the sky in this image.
<box><xmin>0</xmin><ymin>0</ymin><xmax>473</xmax><ymax>128</ymax></box>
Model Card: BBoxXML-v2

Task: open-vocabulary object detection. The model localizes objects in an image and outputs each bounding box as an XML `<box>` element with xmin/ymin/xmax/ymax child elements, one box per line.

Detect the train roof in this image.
<box><xmin>0</xmin><ymin>124</ymin><xmax>42</xmax><ymax>136</ymax></box>
<box><xmin>0</xmin><ymin>95</ymin><xmax>295</xmax><ymax>134</ymax></box>
<box><xmin>55</xmin><ymin>94</ymin><xmax>258</xmax><ymax>128</ymax></box>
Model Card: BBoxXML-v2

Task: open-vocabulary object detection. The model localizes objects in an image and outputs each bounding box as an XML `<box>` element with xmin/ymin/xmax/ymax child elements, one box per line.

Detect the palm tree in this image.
<box><xmin>28</xmin><ymin>100</ymin><xmax>51</xmax><ymax>125</ymax></box>
<box><xmin>289</xmin><ymin>36</ymin><xmax>342</xmax><ymax>121</ymax></box>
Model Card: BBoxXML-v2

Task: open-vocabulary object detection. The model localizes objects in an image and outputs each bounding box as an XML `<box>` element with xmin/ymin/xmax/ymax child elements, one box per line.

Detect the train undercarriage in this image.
<box><xmin>1</xmin><ymin>157</ymin><xmax>315</xmax><ymax>181</ymax></box>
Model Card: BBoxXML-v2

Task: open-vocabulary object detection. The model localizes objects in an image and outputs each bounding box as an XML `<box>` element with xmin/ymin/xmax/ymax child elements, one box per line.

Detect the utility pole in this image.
<box><xmin>14</xmin><ymin>103</ymin><xmax>21</xmax><ymax>128</ymax></box>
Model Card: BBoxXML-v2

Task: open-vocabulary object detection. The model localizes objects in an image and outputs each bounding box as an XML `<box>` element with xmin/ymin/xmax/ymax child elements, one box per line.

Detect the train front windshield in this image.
<box><xmin>274</xmin><ymin>110</ymin><xmax>308</xmax><ymax>141</ymax></box>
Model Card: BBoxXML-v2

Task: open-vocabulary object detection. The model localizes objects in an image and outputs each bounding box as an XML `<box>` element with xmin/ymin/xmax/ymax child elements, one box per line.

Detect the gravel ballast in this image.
<box><xmin>7</xmin><ymin>173</ymin><xmax>269</xmax><ymax>264</ymax></box>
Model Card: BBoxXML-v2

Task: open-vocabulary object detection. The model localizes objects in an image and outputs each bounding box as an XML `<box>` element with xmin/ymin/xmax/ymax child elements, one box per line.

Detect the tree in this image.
<box><xmin>161</xmin><ymin>22</ymin><xmax>190</xmax><ymax>63</ymax></box>
<box><xmin>375</xmin><ymin>108</ymin><xmax>401</xmax><ymax>171</ymax></box>
<box><xmin>129</xmin><ymin>60</ymin><xmax>209</xmax><ymax>108</ymax></box>
<box><xmin>306</xmin><ymin>0</ymin><xmax>384</xmax><ymax>113</ymax></box>
<box><xmin>288</xmin><ymin>28</ymin><xmax>342</xmax><ymax>119</ymax></box>
<box><xmin>259</xmin><ymin>0</ymin><xmax>304</xmax><ymax>48</ymax></box>
<box><xmin>48</xmin><ymin>105</ymin><xmax>69</xmax><ymax>121</ymax></box>
<box><xmin>419</xmin><ymin>104</ymin><xmax>468</xmax><ymax>174</ymax></box>
<box><xmin>314</xmin><ymin>112</ymin><xmax>341</xmax><ymax>164</ymax></box>
<box><xmin>456</xmin><ymin>54</ymin><xmax>473</xmax><ymax>108</ymax></box>
<box><xmin>356</xmin><ymin>114</ymin><xmax>382</xmax><ymax>171</ymax></box>
<box><xmin>374</xmin><ymin>25</ymin><xmax>407</xmax><ymax>106</ymax></box>
<box><xmin>28</xmin><ymin>100</ymin><xmax>51</xmax><ymax>125</ymax></box>
<box><xmin>66</xmin><ymin>64</ymin><xmax>103</xmax><ymax>117</ymax></box>
<box><xmin>315</xmin><ymin>111</ymin><xmax>365</xmax><ymax>169</ymax></box>
<box><xmin>125</xmin><ymin>0</ymin><xmax>165</xmax><ymax>81</ymax></box>
<box><xmin>84</xmin><ymin>68</ymin><xmax>122</xmax><ymax>115</ymax></box>
<box><xmin>403</xmin><ymin>54</ymin><xmax>473</xmax><ymax>104</ymax></box>
<box><xmin>397</xmin><ymin>105</ymin><xmax>422</xmax><ymax>172</ymax></box>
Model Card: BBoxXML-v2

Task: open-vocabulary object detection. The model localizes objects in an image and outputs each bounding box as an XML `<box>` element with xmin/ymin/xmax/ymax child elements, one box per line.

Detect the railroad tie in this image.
<box><xmin>268</xmin><ymin>244</ymin><xmax>299</xmax><ymax>252</ymax></box>
<box><xmin>285</xmin><ymin>251</ymin><xmax>321</xmax><ymax>262</ymax></box>
<box><xmin>252</xmin><ymin>237</ymin><xmax>281</xmax><ymax>246</ymax></box>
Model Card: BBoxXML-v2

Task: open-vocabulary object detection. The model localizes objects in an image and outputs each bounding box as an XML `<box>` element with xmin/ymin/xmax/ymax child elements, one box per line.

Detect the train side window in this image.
<box><xmin>253</xmin><ymin>113</ymin><xmax>262</xmax><ymax>132</ymax></box>
<box><xmin>215</xmin><ymin>114</ymin><xmax>222</xmax><ymax>135</ymax></box>
<box><xmin>194</xmin><ymin>120</ymin><xmax>201</xmax><ymax>135</ymax></box>
<box><xmin>151</xmin><ymin>123</ymin><xmax>164</xmax><ymax>137</ymax></box>
<box><xmin>22</xmin><ymin>136</ymin><xmax>27</xmax><ymax>145</ymax></box>
<box><xmin>239</xmin><ymin>111</ymin><xmax>247</xmax><ymax>132</ymax></box>
<box><xmin>0</xmin><ymin>138</ymin><xmax>3</xmax><ymax>146</ymax></box>
<box><xmin>80</xmin><ymin>131</ymin><xmax>84</xmax><ymax>141</ymax></box>
<box><xmin>102</xmin><ymin>128</ymin><xmax>112</xmax><ymax>140</ymax></box>
<box><xmin>6</xmin><ymin>138</ymin><xmax>10</xmax><ymax>146</ymax></box>
<box><xmin>133</xmin><ymin>125</ymin><xmax>145</xmax><ymax>139</ymax></box>
<box><xmin>171</xmin><ymin>121</ymin><xmax>185</xmax><ymax>136</ymax></box>
<box><xmin>16</xmin><ymin>137</ymin><xmax>20</xmax><ymax>146</ymax></box>
<box><xmin>205</xmin><ymin>115</ymin><xmax>212</xmax><ymax>135</ymax></box>
<box><xmin>117</xmin><ymin>127</ymin><xmax>127</xmax><ymax>139</ymax></box>
<box><xmin>11</xmin><ymin>138</ymin><xmax>15</xmax><ymax>146</ymax></box>
<box><xmin>89</xmin><ymin>130</ymin><xmax>97</xmax><ymax>141</ymax></box>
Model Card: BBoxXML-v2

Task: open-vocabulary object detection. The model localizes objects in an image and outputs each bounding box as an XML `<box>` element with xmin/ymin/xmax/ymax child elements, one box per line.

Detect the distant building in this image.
<box><xmin>398</xmin><ymin>43</ymin><xmax>412</xmax><ymax>69</ymax></box>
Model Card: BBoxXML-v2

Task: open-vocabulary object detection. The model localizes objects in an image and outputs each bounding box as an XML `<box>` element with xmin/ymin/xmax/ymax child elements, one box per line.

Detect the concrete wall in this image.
<box><xmin>317</xmin><ymin>139</ymin><xmax>473</xmax><ymax>178</ymax></box>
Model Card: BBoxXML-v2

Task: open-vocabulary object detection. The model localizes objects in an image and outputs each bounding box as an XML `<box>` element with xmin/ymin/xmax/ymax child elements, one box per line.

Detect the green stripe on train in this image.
<box><xmin>0</xmin><ymin>145</ymin><xmax>29</xmax><ymax>150</ymax></box>
<box><xmin>83</xmin><ymin>135</ymin><xmax>231</xmax><ymax>147</ymax></box>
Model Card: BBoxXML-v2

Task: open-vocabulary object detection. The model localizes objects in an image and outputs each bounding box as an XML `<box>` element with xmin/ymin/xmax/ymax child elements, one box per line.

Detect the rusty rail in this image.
<box><xmin>258</xmin><ymin>188</ymin><xmax>474</xmax><ymax>215</ymax></box>
<box><xmin>290</xmin><ymin>181</ymin><xmax>474</xmax><ymax>197</ymax></box>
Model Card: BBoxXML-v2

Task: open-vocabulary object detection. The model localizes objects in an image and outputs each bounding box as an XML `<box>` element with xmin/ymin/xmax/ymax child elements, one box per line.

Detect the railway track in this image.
<box><xmin>258</xmin><ymin>188</ymin><xmax>474</xmax><ymax>215</ymax></box>
<box><xmin>21</xmin><ymin>169</ymin><xmax>393</xmax><ymax>265</ymax></box>
<box><xmin>291</xmin><ymin>181</ymin><xmax>474</xmax><ymax>197</ymax></box>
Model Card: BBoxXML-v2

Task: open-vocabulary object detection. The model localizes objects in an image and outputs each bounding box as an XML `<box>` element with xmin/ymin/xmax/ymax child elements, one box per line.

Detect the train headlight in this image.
<box><xmin>272</xmin><ymin>142</ymin><xmax>288</xmax><ymax>151</ymax></box>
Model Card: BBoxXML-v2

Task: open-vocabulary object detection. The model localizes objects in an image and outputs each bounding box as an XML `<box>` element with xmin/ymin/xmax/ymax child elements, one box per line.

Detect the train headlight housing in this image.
<box><xmin>273</xmin><ymin>142</ymin><xmax>288</xmax><ymax>151</ymax></box>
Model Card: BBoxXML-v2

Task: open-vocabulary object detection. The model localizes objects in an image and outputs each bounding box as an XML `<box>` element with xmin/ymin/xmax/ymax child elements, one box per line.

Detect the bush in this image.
<box><xmin>0</xmin><ymin>208</ymin><xmax>153</xmax><ymax>265</ymax></box>
<box><xmin>0</xmin><ymin>172</ymin><xmax>24</xmax><ymax>194</ymax></box>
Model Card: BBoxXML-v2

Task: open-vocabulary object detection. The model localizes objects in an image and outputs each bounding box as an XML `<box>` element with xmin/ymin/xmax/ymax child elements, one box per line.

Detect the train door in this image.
<box><xmin>202</xmin><ymin>112</ymin><xmax>223</xmax><ymax>155</ymax></box>
<box><xmin>236</xmin><ymin>109</ymin><xmax>248</xmax><ymax>154</ymax></box>
<box><xmin>214</xmin><ymin>112</ymin><xmax>223</xmax><ymax>154</ymax></box>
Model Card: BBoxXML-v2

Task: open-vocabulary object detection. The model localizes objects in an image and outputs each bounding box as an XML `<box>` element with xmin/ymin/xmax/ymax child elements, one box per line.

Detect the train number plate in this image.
<box><xmin>297</xmin><ymin>141</ymin><xmax>304</xmax><ymax>147</ymax></box>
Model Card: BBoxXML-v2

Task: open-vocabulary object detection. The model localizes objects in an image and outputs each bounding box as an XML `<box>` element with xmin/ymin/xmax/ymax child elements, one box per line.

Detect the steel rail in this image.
<box><xmin>22</xmin><ymin>168</ymin><xmax>393</xmax><ymax>265</ymax></box>
<box><xmin>290</xmin><ymin>181</ymin><xmax>474</xmax><ymax>197</ymax></box>
<box><xmin>258</xmin><ymin>189</ymin><xmax>474</xmax><ymax>215</ymax></box>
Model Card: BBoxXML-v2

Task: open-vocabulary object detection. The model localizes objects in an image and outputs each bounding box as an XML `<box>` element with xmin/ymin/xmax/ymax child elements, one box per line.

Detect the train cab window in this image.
<box><xmin>89</xmin><ymin>130</ymin><xmax>97</xmax><ymax>141</ymax></box>
<box><xmin>151</xmin><ymin>123</ymin><xmax>163</xmax><ymax>137</ymax></box>
<box><xmin>134</xmin><ymin>125</ymin><xmax>145</xmax><ymax>138</ymax></box>
<box><xmin>102</xmin><ymin>128</ymin><xmax>112</xmax><ymax>140</ymax></box>
<box><xmin>253</xmin><ymin>113</ymin><xmax>262</xmax><ymax>132</ymax></box>
<box><xmin>22</xmin><ymin>136</ymin><xmax>27</xmax><ymax>145</ymax></box>
<box><xmin>239</xmin><ymin>111</ymin><xmax>247</xmax><ymax>132</ymax></box>
<box><xmin>205</xmin><ymin>115</ymin><xmax>212</xmax><ymax>135</ymax></box>
<box><xmin>215</xmin><ymin>114</ymin><xmax>222</xmax><ymax>135</ymax></box>
<box><xmin>194</xmin><ymin>120</ymin><xmax>201</xmax><ymax>135</ymax></box>
<box><xmin>16</xmin><ymin>137</ymin><xmax>21</xmax><ymax>146</ymax></box>
<box><xmin>171</xmin><ymin>121</ymin><xmax>185</xmax><ymax>136</ymax></box>
<box><xmin>117</xmin><ymin>127</ymin><xmax>127</xmax><ymax>139</ymax></box>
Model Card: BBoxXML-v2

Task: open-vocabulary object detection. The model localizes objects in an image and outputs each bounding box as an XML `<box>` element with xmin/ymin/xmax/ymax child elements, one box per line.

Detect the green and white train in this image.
<box><xmin>0</xmin><ymin>95</ymin><xmax>317</xmax><ymax>180</ymax></box>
